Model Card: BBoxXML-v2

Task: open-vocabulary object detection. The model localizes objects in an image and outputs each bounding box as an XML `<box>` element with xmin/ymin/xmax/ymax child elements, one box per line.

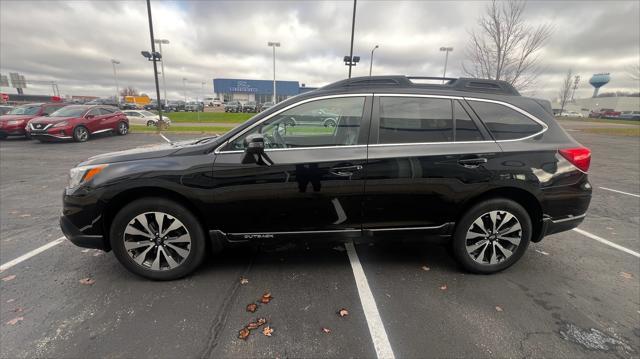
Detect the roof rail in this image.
<box><xmin>319</xmin><ymin>75</ymin><xmax>520</xmax><ymax>96</ymax></box>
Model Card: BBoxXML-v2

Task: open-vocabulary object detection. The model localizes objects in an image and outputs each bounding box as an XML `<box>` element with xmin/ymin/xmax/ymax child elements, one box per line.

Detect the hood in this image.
<box><xmin>79</xmin><ymin>135</ymin><xmax>222</xmax><ymax>166</ymax></box>
<box><xmin>0</xmin><ymin>114</ymin><xmax>35</xmax><ymax>122</ymax></box>
<box><xmin>29</xmin><ymin>116</ymin><xmax>75</xmax><ymax>124</ymax></box>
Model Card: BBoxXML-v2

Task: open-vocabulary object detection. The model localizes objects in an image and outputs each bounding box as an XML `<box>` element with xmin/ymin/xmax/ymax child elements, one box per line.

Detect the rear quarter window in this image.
<box><xmin>469</xmin><ymin>101</ymin><xmax>544</xmax><ymax>140</ymax></box>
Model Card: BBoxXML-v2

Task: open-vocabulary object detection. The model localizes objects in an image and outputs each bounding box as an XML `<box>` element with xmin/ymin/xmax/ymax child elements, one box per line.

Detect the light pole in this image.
<box><xmin>182</xmin><ymin>77</ymin><xmax>187</xmax><ymax>103</ymax></box>
<box><xmin>439</xmin><ymin>46</ymin><xmax>453</xmax><ymax>83</ymax></box>
<box><xmin>268</xmin><ymin>41</ymin><xmax>280</xmax><ymax>103</ymax></box>
<box><xmin>369</xmin><ymin>45</ymin><xmax>379</xmax><ymax>76</ymax></box>
<box><xmin>111</xmin><ymin>59</ymin><xmax>120</xmax><ymax>104</ymax></box>
<box><xmin>143</xmin><ymin>0</ymin><xmax>165</xmax><ymax>129</ymax></box>
<box><xmin>198</xmin><ymin>81</ymin><xmax>205</xmax><ymax>121</ymax></box>
<box><xmin>347</xmin><ymin>0</ymin><xmax>357</xmax><ymax>78</ymax></box>
<box><xmin>154</xmin><ymin>39</ymin><xmax>169</xmax><ymax>106</ymax></box>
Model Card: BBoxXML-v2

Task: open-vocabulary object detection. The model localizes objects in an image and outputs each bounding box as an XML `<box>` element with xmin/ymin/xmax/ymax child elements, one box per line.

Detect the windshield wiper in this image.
<box><xmin>194</xmin><ymin>135</ymin><xmax>219</xmax><ymax>144</ymax></box>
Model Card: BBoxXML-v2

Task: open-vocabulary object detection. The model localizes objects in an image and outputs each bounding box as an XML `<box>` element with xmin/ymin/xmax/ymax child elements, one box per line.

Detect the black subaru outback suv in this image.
<box><xmin>60</xmin><ymin>76</ymin><xmax>592</xmax><ymax>280</ymax></box>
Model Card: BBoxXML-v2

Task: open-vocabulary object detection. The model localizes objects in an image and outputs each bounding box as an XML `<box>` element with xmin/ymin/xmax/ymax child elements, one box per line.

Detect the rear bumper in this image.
<box><xmin>541</xmin><ymin>213</ymin><xmax>586</xmax><ymax>238</ymax></box>
<box><xmin>60</xmin><ymin>215</ymin><xmax>108</xmax><ymax>250</ymax></box>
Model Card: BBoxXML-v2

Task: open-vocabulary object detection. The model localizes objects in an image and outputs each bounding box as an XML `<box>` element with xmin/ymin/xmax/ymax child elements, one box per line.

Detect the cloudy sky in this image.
<box><xmin>1</xmin><ymin>0</ymin><xmax>638</xmax><ymax>101</ymax></box>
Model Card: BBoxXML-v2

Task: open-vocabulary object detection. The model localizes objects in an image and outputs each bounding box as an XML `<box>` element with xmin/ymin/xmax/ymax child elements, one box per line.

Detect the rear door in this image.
<box><xmin>83</xmin><ymin>108</ymin><xmax>102</xmax><ymax>133</ymax></box>
<box><xmin>363</xmin><ymin>94</ymin><xmax>501</xmax><ymax>231</ymax></box>
<box><xmin>210</xmin><ymin>94</ymin><xmax>372</xmax><ymax>237</ymax></box>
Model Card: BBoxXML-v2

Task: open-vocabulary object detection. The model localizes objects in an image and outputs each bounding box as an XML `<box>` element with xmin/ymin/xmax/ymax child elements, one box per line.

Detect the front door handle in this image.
<box><xmin>458</xmin><ymin>158</ymin><xmax>487</xmax><ymax>167</ymax></box>
<box><xmin>330</xmin><ymin>165</ymin><xmax>363</xmax><ymax>176</ymax></box>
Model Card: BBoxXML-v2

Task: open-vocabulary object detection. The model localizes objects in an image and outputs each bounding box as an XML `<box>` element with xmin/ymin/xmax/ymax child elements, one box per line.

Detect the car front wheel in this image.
<box><xmin>117</xmin><ymin>122</ymin><xmax>128</xmax><ymax>135</ymax></box>
<box><xmin>73</xmin><ymin>126</ymin><xmax>89</xmax><ymax>142</ymax></box>
<box><xmin>451</xmin><ymin>198</ymin><xmax>531</xmax><ymax>274</ymax></box>
<box><xmin>110</xmin><ymin>198</ymin><xmax>206</xmax><ymax>280</ymax></box>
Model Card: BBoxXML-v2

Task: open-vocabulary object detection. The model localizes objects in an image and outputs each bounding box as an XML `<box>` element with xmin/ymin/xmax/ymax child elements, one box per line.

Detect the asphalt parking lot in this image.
<box><xmin>1</xmin><ymin>123</ymin><xmax>639</xmax><ymax>358</ymax></box>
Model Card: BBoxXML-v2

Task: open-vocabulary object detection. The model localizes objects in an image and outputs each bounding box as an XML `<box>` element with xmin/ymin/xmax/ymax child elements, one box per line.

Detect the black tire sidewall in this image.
<box><xmin>110</xmin><ymin>198</ymin><xmax>206</xmax><ymax>280</ymax></box>
<box><xmin>452</xmin><ymin>198</ymin><xmax>531</xmax><ymax>274</ymax></box>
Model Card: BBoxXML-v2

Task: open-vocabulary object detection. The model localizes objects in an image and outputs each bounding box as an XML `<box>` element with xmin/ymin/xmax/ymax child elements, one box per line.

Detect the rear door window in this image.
<box><xmin>453</xmin><ymin>101</ymin><xmax>483</xmax><ymax>141</ymax></box>
<box><xmin>469</xmin><ymin>101</ymin><xmax>543</xmax><ymax>140</ymax></box>
<box><xmin>378</xmin><ymin>97</ymin><xmax>453</xmax><ymax>143</ymax></box>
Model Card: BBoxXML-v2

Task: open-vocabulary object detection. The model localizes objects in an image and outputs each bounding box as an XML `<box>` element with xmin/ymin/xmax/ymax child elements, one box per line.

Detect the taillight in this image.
<box><xmin>559</xmin><ymin>147</ymin><xmax>591</xmax><ymax>172</ymax></box>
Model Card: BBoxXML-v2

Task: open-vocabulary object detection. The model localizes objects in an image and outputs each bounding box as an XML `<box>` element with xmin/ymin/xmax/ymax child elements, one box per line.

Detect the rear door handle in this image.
<box><xmin>330</xmin><ymin>165</ymin><xmax>363</xmax><ymax>176</ymax></box>
<box><xmin>458</xmin><ymin>158</ymin><xmax>487</xmax><ymax>167</ymax></box>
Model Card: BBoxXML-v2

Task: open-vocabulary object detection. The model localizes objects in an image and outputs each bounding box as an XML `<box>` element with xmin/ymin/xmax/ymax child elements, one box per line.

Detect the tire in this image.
<box><xmin>451</xmin><ymin>198</ymin><xmax>531</xmax><ymax>274</ymax></box>
<box><xmin>110</xmin><ymin>197</ymin><xmax>206</xmax><ymax>280</ymax></box>
<box><xmin>117</xmin><ymin>121</ymin><xmax>128</xmax><ymax>135</ymax></box>
<box><xmin>147</xmin><ymin>120</ymin><xmax>155</xmax><ymax>127</ymax></box>
<box><xmin>323</xmin><ymin>118</ymin><xmax>337</xmax><ymax>128</ymax></box>
<box><xmin>73</xmin><ymin>126</ymin><xmax>89</xmax><ymax>142</ymax></box>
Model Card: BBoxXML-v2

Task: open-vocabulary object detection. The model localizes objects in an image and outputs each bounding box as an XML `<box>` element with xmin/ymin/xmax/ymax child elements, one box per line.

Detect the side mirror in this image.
<box><xmin>241</xmin><ymin>134</ymin><xmax>272</xmax><ymax>166</ymax></box>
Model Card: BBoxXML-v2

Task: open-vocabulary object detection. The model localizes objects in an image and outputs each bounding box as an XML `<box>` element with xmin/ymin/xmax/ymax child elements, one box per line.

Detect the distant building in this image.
<box><xmin>553</xmin><ymin>96</ymin><xmax>640</xmax><ymax>114</ymax></box>
<box><xmin>212</xmin><ymin>78</ymin><xmax>316</xmax><ymax>103</ymax></box>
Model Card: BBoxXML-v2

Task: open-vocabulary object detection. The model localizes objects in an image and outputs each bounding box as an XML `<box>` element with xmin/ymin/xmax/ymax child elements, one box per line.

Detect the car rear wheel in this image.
<box><xmin>73</xmin><ymin>126</ymin><xmax>89</xmax><ymax>142</ymax></box>
<box><xmin>110</xmin><ymin>198</ymin><xmax>206</xmax><ymax>280</ymax></box>
<box><xmin>146</xmin><ymin>120</ymin><xmax>155</xmax><ymax>127</ymax></box>
<box><xmin>117</xmin><ymin>122</ymin><xmax>128</xmax><ymax>135</ymax></box>
<box><xmin>451</xmin><ymin>198</ymin><xmax>531</xmax><ymax>274</ymax></box>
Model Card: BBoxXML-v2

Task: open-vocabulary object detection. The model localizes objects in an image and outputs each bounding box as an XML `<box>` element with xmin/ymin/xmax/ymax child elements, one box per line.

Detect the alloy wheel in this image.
<box><xmin>119</xmin><ymin>122</ymin><xmax>128</xmax><ymax>135</ymax></box>
<box><xmin>465</xmin><ymin>210</ymin><xmax>522</xmax><ymax>265</ymax></box>
<box><xmin>123</xmin><ymin>212</ymin><xmax>191</xmax><ymax>271</ymax></box>
<box><xmin>76</xmin><ymin>127</ymin><xmax>88</xmax><ymax>141</ymax></box>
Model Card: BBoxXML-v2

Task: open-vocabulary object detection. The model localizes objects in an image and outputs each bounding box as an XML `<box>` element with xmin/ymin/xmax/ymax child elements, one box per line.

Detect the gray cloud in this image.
<box><xmin>0</xmin><ymin>0</ymin><xmax>638</xmax><ymax>101</ymax></box>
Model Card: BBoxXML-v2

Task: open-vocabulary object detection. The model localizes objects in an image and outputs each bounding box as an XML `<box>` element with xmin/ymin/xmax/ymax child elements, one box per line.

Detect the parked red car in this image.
<box><xmin>0</xmin><ymin>102</ymin><xmax>66</xmax><ymax>139</ymax></box>
<box><xmin>27</xmin><ymin>105</ymin><xmax>129</xmax><ymax>142</ymax></box>
<box><xmin>588</xmin><ymin>108</ymin><xmax>621</xmax><ymax>119</ymax></box>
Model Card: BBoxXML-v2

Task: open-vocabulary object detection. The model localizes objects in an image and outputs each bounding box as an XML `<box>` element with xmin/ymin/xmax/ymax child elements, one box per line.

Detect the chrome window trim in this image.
<box><xmin>375</xmin><ymin>93</ymin><xmax>464</xmax><ymax>100</ymax></box>
<box><xmin>218</xmin><ymin>144</ymin><xmax>368</xmax><ymax>155</ymax></box>
<box><xmin>368</xmin><ymin>140</ymin><xmax>495</xmax><ymax>148</ymax></box>
<box><xmin>229</xmin><ymin>229</ymin><xmax>361</xmax><ymax>235</ymax></box>
<box><xmin>91</xmin><ymin>129</ymin><xmax>112</xmax><ymax>135</ymax></box>
<box><xmin>463</xmin><ymin>97</ymin><xmax>549</xmax><ymax>142</ymax></box>
<box><xmin>214</xmin><ymin>93</ymin><xmax>372</xmax><ymax>154</ymax></box>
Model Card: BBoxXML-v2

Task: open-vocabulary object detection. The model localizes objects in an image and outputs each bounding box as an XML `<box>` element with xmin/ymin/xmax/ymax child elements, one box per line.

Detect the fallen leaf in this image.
<box><xmin>257</xmin><ymin>318</ymin><xmax>266</xmax><ymax>326</ymax></box>
<box><xmin>620</xmin><ymin>272</ymin><xmax>633</xmax><ymax>279</ymax></box>
<box><xmin>262</xmin><ymin>326</ymin><xmax>274</xmax><ymax>337</ymax></box>
<box><xmin>6</xmin><ymin>317</ymin><xmax>23</xmax><ymax>325</ymax></box>
<box><xmin>321</xmin><ymin>327</ymin><xmax>332</xmax><ymax>334</ymax></box>
<box><xmin>240</xmin><ymin>277</ymin><xmax>249</xmax><ymax>285</ymax></box>
<box><xmin>81</xmin><ymin>249</ymin><xmax>90</xmax><ymax>253</ymax></box>
<box><xmin>260</xmin><ymin>292</ymin><xmax>273</xmax><ymax>304</ymax></box>
<box><xmin>440</xmin><ymin>284</ymin><xmax>448</xmax><ymax>291</ymax></box>
<box><xmin>238</xmin><ymin>328</ymin><xmax>250</xmax><ymax>340</ymax></box>
<box><xmin>535</xmin><ymin>249</ymin><xmax>550</xmax><ymax>256</ymax></box>
<box><xmin>19</xmin><ymin>214</ymin><xmax>31</xmax><ymax>218</ymax></box>
<box><xmin>247</xmin><ymin>322</ymin><xmax>259</xmax><ymax>330</ymax></box>
<box><xmin>246</xmin><ymin>303</ymin><xmax>258</xmax><ymax>313</ymax></box>
<box><xmin>93</xmin><ymin>251</ymin><xmax>104</xmax><ymax>257</ymax></box>
<box><xmin>6</xmin><ymin>299</ymin><xmax>15</xmax><ymax>303</ymax></box>
<box><xmin>338</xmin><ymin>308</ymin><xmax>349</xmax><ymax>317</ymax></box>
<box><xmin>12</xmin><ymin>307</ymin><xmax>24</xmax><ymax>313</ymax></box>
<box><xmin>495</xmin><ymin>306</ymin><xmax>503</xmax><ymax>312</ymax></box>
<box><xmin>2</xmin><ymin>275</ymin><xmax>16</xmax><ymax>282</ymax></box>
<box><xmin>79</xmin><ymin>278</ymin><xmax>95</xmax><ymax>285</ymax></box>
<box><xmin>421</xmin><ymin>266</ymin><xmax>430</xmax><ymax>271</ymax></box>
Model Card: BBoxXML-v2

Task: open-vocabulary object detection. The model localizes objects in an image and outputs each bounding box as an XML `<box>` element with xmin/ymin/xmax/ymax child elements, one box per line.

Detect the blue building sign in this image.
<box><xmin>213</xmin><ymin>78</ymin><xmax>316</xmax><ymax>103</ymax></box>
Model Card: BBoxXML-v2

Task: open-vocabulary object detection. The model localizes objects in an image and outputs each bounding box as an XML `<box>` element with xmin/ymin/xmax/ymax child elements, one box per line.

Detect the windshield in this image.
<box><xmin>49</xmin><ymin>106</ymin><xmax>87</xmax><ymax>117</ymax></box>
<box><xmin>141</xmin><ymin>111</ymin><xmax>156</xmax><ymax>116</ymax></box>
<box><xmin>8</xmin><ymin>105</ymin><xmax>41</xmax><ymax>115</ymax></box>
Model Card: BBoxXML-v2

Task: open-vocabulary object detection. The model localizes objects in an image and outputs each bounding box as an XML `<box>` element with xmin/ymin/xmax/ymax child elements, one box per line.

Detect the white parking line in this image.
<box><xmin>572</xmin><ymin>228</ymin><xmax>640</xmax><ymax>258</ymax></box>
<box><xmin>599</xmin><ymin>187</ymin><xmax>640</xmax><ymax>198</ymax></box>
<box><xmin>345</xmin><ymin>242</ymin><xmax>395</xmax><ymax>359</ymax></box>
<box><xmin>0</xmin><ymin>237</ymin><xmax>66</xmax><ymax>272</ymax></box>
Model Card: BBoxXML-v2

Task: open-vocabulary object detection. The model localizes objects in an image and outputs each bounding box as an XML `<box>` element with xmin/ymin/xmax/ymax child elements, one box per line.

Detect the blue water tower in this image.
<box><xmin>589</xmin><ymin>73</ymin><xmax>610</xmax><ymax>98</ymax></box>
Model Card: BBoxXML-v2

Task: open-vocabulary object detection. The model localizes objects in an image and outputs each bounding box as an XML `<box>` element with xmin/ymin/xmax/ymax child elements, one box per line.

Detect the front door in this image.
<box><xmin>363</xmin><ymin>95</ymin><xmax>501</xmax><ymax>231</ymax></box>
<box><xmin>210</xmin><ymin>95</ymin><xmax>372</xmax><ymax>237</ymax></box>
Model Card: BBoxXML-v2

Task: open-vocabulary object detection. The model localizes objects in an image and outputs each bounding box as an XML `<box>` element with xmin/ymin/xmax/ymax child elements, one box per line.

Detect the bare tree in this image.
<box><xmin>120</xmin><ymin>86</ymin><xmax>139</xmax><ymax>97</ymax></box>
<box><xmin>628</xmin><ymin>64</ymin><xmax>640</xmax><ymax>81</ymax></box>
<box><xmin>462</xmin><ymin>0</ymin><xmax>553</xmax><ymax>90</ymax></box>
<box><xmin>558</xmin><ymin>69</ymin><xmax>573</xmax><ymax>115</ymax></box>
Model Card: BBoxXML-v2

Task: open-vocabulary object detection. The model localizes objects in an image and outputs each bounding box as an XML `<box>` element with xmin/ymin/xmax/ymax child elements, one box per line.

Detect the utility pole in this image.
<box><xmin>111</xmin><ymin>59</ymin><xmax>120</xmax><ymax>104</ymax></box>
<box><xmin>145</xmin><ymin>0</ymin><xmax>164</xmax><ymax>129</ymax></box>
<box><xmin>268</xmin><ymin>42</ymin><xmax>280</xmax><ymax>103</ymax></box>
<box><xmin>347</xmin><ymin>0</ymin><xmax>357</xmax><ymax>78</ymax></box>
<box><xmin>439</xmin><ymin>47</ymin><xmax>453</xmax><ymax>83</ymax></box>
<box><xmin>369</xmin><ymin>45</ymin><xmax>379</xmax><ymax>76</ymax></box>
<box><xmin>182</xmin><ymin>78</ymin><xmax>187</xmax><ymax>102</ymax></box>
<box><xmin>155</xmin><ymin>39</ymin><xmax>170</xmax><ymax>106</ymax></box>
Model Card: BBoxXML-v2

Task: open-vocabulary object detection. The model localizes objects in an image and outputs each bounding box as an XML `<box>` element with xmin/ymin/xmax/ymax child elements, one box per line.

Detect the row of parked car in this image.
<box><xmin>0</xmin><ymin>102</ymin><xmax>171</xmax><ymax>143</ymax></box>
<box><xmin>223</xmin><ymin>101</ymin><xmax>274</xmax><ymax>113</ymax></box>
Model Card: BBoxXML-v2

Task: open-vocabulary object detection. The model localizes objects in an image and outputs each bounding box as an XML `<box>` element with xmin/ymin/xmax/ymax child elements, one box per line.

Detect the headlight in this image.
<box><xmin>7</xmin><ymin>120</ymin><xmax>21</xmax><ymax>125</ymax></box>
<box><xmin>68</xmin><ymin>164</ymin><xmax>108</xmax><ymax>188</ymax></box>
<box><xmin>53</xmin><ymin>121</ymin><xmax>68</xmax><ymax>128</ymax></box>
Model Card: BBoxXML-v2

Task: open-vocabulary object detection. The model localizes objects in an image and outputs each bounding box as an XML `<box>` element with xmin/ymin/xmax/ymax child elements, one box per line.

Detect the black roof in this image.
<box><xmin>319</xmin><ymin>76</ymin><xmax>520</xmax><ymax>96</ymax></box>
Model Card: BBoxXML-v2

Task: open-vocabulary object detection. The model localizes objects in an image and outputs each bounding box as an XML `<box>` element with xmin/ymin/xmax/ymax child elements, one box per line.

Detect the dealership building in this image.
<box><xmin>212</xmin><ymin>78</ymin><xmax>316</xmax><ymax>103</ymax></box>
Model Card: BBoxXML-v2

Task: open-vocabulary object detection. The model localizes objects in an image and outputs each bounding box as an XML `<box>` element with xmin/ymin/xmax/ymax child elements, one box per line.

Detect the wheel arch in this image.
<box><xmin>102</xmin><ymin>186</ymin><xmax>212</xmax><ymax>250</ymax></box>
<box><xmin>459</xmin><ymin>187</ymin><xmax>544</xmax><ymax>243</ymax></box>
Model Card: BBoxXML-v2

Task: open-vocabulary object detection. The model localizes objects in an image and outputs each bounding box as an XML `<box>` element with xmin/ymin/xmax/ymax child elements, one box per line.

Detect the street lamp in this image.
<box><xmin>182</xmin><ymin>78</ymin><xmax>187</xmax><ymax>102</ymax></box>
<box><xmin>344</xmin><ymin>55</ymin><xmax>360</xmax><ymax>72</ymax></box>
<box><xmin>111</xmin><ymin>59</ymin><xmax>120</xmax><ymax>104</ymax></box>
<box><xmin>154</xmin><ymin>39</ymin><xmax>170</xmax><ymax>106</ymax></box>
<box><xmin>268</xmin><ymin>41</ymin><xmax>280</xmax><ymax>103</ymax></box>
<box><xmin>369</xmin><ymin>45</ymin><xmax>379</xmax><ymax>77</ymax></box>
<box><xmin>439</xmin><ymin>46</ymin><xmax>453</xmax><ymax>83</ymax></box>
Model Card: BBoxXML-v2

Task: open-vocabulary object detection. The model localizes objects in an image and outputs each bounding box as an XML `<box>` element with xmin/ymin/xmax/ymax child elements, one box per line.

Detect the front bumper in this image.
<box><xmin>0</xmin><ymin>122</ymin><xmax>27</xmax><ymax>136</ymax></box>
<box><xmin>60</xmin><ymin>215</ymin><xmax>108</xmax><ymax>250</ymax></box>
<box><xmin>28</xmin><ymin>126</ymin><xmax>73</xmax><ymax>140</ymax></box>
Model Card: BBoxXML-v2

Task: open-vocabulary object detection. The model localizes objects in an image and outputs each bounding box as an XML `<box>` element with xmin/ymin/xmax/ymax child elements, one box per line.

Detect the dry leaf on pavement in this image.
<box><xmin>247</xmin><ymin>322</ymin><xmax>260</xmax><ymax>330</ymax></box>
<box><xmin>338</xmin><ymin>308</ymin><xmax>349</xmax><ymax>317</ymax></box>
<box><xmin>321</xmin><ymin>327</ymin><xmax>332</xmax><ymax>334</ymax></box>
<box><xmin>246</xmin><ymin>303</ymin><xmax>258</xmax><ymax>313</ymax></box>
<box><xmin>240</xmin><ymin>277</ymin><xmax>249</xmax><ymax>285</ymax></box>
<box><xmin>421</xmin><ymin>266</ymin><xmax>430</xmax><ymax>271</ymax></box>
<box><xmin>262</xmin><ymin>326</ymin><xmax>274</xmax><ymax>337</ymax></box>
<box><xmin>6</xmin><ymin>317</ymin><xmax>23</xmax><ymax>325</ymax></box>
<box><xmin>79</xmin><ymin>278</ymin><xmax>95</xmax><ymax>285</ymax></box>
<box><xmin>620</xmin><ymin>272</ymin><xmax>633</xmax><ymax>279</ymax></box>
<box><xmin>2</xmin><ymin>275</ymin><xmax>16</xmax><ymax>282</ymax></box>
<box><xmin>260</xmin><ymin>292</ymin><xmax>273</xmax><ymax>304</ymax></box>
<box><xmin>440</xmin><ymin>284</ymin><xmax>448</xmax><ymax>291</ymax></box>
<box><xmin>495</xmin><ymin>306</ymin><xmax>503</xmax><ymax>312</ymax></box>
<box><xmin>257</xmin><ymin>318</ymin><xmax>266</xmax><ymax>326</ymax></box>
<box><xmin>238</xmin><ymin>328</ymin><xmax>250</xmax><ymax>340</ymax></box>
